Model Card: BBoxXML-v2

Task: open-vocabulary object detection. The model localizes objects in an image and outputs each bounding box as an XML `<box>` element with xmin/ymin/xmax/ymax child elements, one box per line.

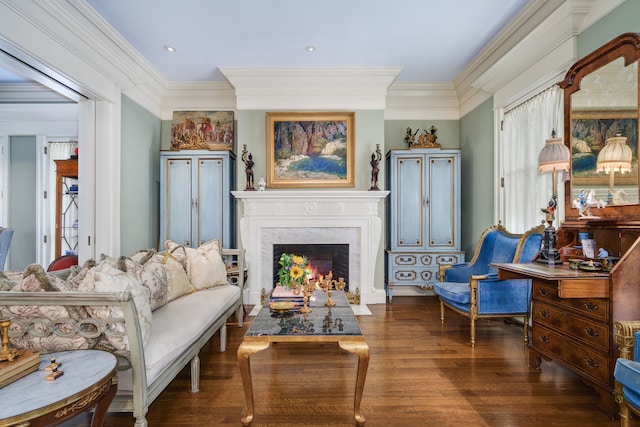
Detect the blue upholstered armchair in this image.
<box><xmin>0</xmin><ymin>227</ymin><xmax>14</xmax><ymax>271</ymax></box>
<box><xmin>432</xmin><ymin>224</ymin><xmax>544</xmax><ymax>347</ymax></box>
<box><xmin>614</xmin><ymin>320</ymin><xmax>640</xmax><ymax>426</ymax></box>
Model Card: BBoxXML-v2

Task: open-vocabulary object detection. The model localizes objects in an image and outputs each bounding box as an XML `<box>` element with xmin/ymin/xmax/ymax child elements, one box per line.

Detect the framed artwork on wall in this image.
<box><xmin>266</xmin><ymin>111</ymin><xmax>355</xmax><ymax>188</ymax></box>
<box><xmin>170</xmin><ymin>111</ymin><xmax>234</xmax><ymax>150</ymax></box>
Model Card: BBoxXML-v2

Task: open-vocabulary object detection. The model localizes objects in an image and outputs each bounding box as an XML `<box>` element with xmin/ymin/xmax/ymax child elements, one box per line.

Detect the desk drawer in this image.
<box><xmin>532</xmin><ymin>323</ymin><xmax>610</xmax><ymax>385</ymax></box>
<box><xmin>532</xmin><ymin>282</ymin><xmax>608</xmax><ymax>321</ymax></box>
<box><xmin>533</xmin><ymin>301</ymin><xmax>609</xmax><ymax>350</ymax></box>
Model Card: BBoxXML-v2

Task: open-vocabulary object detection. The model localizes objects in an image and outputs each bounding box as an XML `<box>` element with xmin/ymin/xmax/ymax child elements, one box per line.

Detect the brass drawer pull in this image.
<box><xmin>585</xmin><ymin>356</ymin><xmax>599</xmax><ymax>369</ymax></box>
<box><xmin>538</xmin><ymin>288</ymin><xmax>549</xmax><ymax>296</ymax></box>
<box><xmin>539</xmin><ymin>310</ymin><xmax>549</xmax><ymax>319</ymax></box>
<box><xmin>585</xmin><ymin>327</ymin><xmax>599</xmax><ymax>338</ymax></box>
<box><xmin>540</xmin><ymin>335</ymin><xmax>550</xmax><ymax>343</ymax></box>
<box><xmin>584</xmin><ymin>301</ymin><xmax>599</xmax><ymax>311</ymax></box>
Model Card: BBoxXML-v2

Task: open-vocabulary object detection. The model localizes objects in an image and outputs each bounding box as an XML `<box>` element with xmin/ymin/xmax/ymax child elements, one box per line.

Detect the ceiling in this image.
<box><xmin>81</xmin><ymin>0</ymin><xmax>530</xmax><ymax>84</ymax></box>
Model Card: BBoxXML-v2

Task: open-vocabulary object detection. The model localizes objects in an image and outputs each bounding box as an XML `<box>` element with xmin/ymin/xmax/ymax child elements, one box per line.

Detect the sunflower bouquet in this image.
<box><xmin>277</xmin><ymin>253</ymin><xmax>311</xmax><ymax>289</ymax></box>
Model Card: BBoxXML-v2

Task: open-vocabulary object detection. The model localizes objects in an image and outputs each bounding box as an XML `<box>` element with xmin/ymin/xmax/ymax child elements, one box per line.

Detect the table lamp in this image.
<box><xmin>596</xmin><ymin>132</ymin><xmax>632</xmax><ymax>204</ymax></box>
<box><xmin>537</xmin><ymin>129</ymin><xmax>570</xmax><ymax>265</ymax></box>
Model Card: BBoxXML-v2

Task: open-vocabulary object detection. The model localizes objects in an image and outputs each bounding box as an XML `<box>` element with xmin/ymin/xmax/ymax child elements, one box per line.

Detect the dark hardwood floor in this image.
<box><xmin>69</xmin><ymin>296</ymin><xmax>622</xmax><ymax>426</ymax></box>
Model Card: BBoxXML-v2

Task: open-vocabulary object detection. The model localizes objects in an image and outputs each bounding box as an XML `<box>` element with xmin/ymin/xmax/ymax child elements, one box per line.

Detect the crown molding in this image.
<box><xmin>471</xmin><ymin>2</ymin><xmax>575</xmax><ymax>96</ymax></box>
<box><xmin>219</xmin><ymin>67</ymin><xmax>401</xmax><ymax>110</ymax></box>
<box><xmin>385</xmin><ymin>83</ymin><xmax>459</xmax><ymax>120</ymax></box>
<box><xmin>160</xmin><ymin>82</ymin><xmax>237</xmax><ymax>120</ymax></box>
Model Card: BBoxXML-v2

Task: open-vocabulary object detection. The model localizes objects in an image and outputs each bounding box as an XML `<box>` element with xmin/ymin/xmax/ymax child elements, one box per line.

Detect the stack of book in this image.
<box><xmin>0</xmin><ymin>350</ymin><xmax>41</xmax><ymax>388</ymax></box>
<box><xmin>270</xmin><ymin>285</ymin><xmax>304</xmax><ymax>312</ymax></box>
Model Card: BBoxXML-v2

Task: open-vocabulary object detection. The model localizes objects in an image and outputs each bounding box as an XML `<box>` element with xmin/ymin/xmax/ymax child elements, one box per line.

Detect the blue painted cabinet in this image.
<box><xmin>385</xmin><ymin>149</ymin><xmax>464</xmax><ymax>301</ymax></box>
<box><xmin>159</xmin><ymin>150</ymin><xmax>235</xmax><ymax>249</ymax></box>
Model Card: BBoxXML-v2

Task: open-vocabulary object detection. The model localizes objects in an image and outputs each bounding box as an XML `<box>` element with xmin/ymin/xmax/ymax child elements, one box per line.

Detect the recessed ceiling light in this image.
<box><xmin>305</xmin><ymin>45</ymin><xmax>316</xmax><ymax>53</ymax></box>
<box><xmin>164</xmin><ymin>45</ymin><xmax>176</xmax><ymax>53</ymax></box>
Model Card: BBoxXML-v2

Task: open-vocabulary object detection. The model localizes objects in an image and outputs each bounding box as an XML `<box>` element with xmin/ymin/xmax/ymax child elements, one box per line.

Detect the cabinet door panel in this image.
<box><xmin>428</xmin><ymin>156</ymin><xmax>455</xmax><ymax>248</ymax></box>
<box><xmin>396</xmin><ymin>156</ymin><xmax>423</xmax><ymax>247</ymax></box>
<box><xmin>196</xmin><ymin>158</ymin><xmax>224</xmax><ymax>246</ymax></box>
<box><xmin>165</xmin><ymin>159</ymin><xmax>193</xmax><ymax>246</ymax></box>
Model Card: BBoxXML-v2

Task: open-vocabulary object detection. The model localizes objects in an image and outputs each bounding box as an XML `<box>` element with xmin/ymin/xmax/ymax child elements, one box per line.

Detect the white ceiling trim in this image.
<box><xmin>219</xmin><ymin>67</ymin><xmax>401</xmax><ymax>111</ymax></box>
<box><xmin>160</xmin><ymin>82</ymin><xmax>237</xmax><ymax>120</ymax></box>
<box><xmin>385</xmin><ymin>83</ymin><xmax>459</xmax><ymax>120</ymax></box>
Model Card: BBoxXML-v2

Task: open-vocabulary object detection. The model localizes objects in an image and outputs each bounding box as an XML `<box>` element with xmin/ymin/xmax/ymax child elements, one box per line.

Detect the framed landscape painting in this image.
<box><xmin>170</xmin><ymin>111</ymin><xmax>234</xmax><ymax>150</ymax></box>
<box><xmin>266</xmin><ymin>112</ymin><xmax>355</xmax><ymax>188</ymax></box>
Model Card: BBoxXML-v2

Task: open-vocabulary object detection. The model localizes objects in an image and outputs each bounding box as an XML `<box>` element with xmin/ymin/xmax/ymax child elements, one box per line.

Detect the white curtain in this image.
<box><xmin>500</xmin><ymin>85</ymin><xmax>563</xmax><ymax>233</ymax></box>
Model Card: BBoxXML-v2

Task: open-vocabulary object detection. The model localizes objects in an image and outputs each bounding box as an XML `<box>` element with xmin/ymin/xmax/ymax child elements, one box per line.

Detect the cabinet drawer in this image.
<box><xmin>532</xmin><ymin>282</ymin><xmax>608</xmax><ymax>321</ymax></box>
<box><xmin>532</xmin><ymin>324</ymin><xmax>610</xmax><ymax>385</ymax></box>
<box><xmin>391</xmin><ymin>269</ymin><xmax>436</xmax><ymax>283</ymax></box>
<box><xmin>533</xmin><ymin>301</ymin><xmax>609</xmax><ymax>351</ymax></box>
<box><xmin>436</xmin><ymin>254</ymin><xmax>463</xmax><ymax>265</ymax></box>
<box><xmin>390</xmin><ymin>253</ymin><xmax>463</xmax><ymax>268</ymax></box>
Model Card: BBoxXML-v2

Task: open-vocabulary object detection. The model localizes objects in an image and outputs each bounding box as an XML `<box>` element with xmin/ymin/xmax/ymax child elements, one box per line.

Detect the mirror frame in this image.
<box><xmin>560</xmin><ymin>32</ymin><xmax>640</xmax><ymax>222</ymax></box>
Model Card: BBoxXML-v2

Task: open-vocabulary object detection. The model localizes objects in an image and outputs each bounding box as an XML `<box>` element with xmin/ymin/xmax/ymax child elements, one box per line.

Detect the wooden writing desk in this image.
<box><xmin>494</xmin><ymin>262</ymin><xmax>617</xmax><ymax>415</ymax></box>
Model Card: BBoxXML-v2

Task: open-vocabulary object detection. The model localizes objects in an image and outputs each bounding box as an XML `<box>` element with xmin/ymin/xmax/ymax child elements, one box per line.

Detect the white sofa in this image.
<box><xmin>0</xmin><ymin>247</ymin><xmax>244</xmax><ymax>427</ymax></box>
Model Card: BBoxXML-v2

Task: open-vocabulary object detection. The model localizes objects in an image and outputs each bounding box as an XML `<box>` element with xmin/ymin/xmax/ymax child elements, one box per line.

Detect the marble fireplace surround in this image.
<box><xmin>231</xmin><ymin>191</ymin><xmax>389</xmax><ymax>307</ymax></box>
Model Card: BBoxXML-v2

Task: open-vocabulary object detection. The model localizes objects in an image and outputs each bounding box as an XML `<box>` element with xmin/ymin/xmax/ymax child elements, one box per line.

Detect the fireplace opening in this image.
<box><xmin>273</xmin><ymin>244</ymin><xmax>349</xmax><ymax>290</ymax></box>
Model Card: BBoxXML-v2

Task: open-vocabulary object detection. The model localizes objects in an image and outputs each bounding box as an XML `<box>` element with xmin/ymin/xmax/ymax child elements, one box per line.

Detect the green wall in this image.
<box><xmin>459</xmin><ymin>98</ymin><xmax>495</xmax><ymax>256</ymax></box>
<box><xmin>120</xmin><ymin>95</ymin><xmax>162</xmax><ymax>255</ymax></box>
<box><xmin>8</xmin><ymin>136</ymin><xmax>37</xmax><ymax>270</ymax></box>
<box><xmin>577</xmin><ymin>1</ymin><xmax>640</xmax><ymax>58</ymax></box>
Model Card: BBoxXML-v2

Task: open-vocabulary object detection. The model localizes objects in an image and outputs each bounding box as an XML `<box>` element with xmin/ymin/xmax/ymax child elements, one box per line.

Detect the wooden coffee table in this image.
<box><xmin>238</xmin><ymin>290</ymin><xmax>370</xmax><ymax>426</ymax></box>
<box><xmin>0</xmin><ymin>349</ymin><xmax>117</xmax><ymax>427</ymax></box>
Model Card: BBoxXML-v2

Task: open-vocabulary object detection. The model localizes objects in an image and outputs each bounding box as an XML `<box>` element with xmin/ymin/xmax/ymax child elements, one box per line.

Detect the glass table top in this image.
<box><xmin>245</xmin><ymin>290</ymin><xmax>363</xmax><ymax>337</ymax></box>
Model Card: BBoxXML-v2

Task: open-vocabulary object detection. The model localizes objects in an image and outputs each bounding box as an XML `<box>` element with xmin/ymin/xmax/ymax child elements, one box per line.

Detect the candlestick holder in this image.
<box><xmin>320</xmin><ymin>271</ymin><xmax>336</xmax><ymax>307</ymax></box>
<box><xmin>300</xmin><ymin>278</ymin><xmax>316</xmax><ymax>313</ymax></box>
<box><xmin>0</xmin><ymin>317</ymin><xmax>22</xmax><ymax>362</ymax></box>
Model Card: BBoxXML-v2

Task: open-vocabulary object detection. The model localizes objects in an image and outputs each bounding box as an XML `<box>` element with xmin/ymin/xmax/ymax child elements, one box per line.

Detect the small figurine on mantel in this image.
<box><xmin>414</xmin><ymin>125</ymin><xmax>442</xmax><ymax>148</ymax></box>
<box><xmin>404</xmin><ymin>127</ymin><xmax>419</xmax><ymax>148</ymax></box>
<box><xmin>258</xmin><ymin>177</ymin><xmax>266</xmax><ymax>191</ymax></box>
<box><xmin>369</xmin><ymin>144</ymin><xmax>382</xmax><ymax>191</ymax></box>
<box><xmin>241</xmin><ymin>144</ymin><xmax>256</xmax><ymax>191</ymax></box>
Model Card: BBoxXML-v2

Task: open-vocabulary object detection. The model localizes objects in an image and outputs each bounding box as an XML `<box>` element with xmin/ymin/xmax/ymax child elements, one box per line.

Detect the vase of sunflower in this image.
<box><xmin>277</xmin><ymin>253</ymin><xmax>311</xmax><ymax>292</ymax></box>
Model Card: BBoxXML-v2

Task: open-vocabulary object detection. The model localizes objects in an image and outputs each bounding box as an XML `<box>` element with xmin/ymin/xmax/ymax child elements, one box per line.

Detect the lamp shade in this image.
<box><xmin>596</xmin><ymin>134</ymin><xmax>632</xmax><ymax>174</ymax></box>
<box><xmin>538</xmin><ymin>136</ymin><xmax>570</xmax><ymax>173</ymax></box>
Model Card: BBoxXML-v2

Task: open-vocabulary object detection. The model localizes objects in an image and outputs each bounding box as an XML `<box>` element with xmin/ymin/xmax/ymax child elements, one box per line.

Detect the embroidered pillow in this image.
<box><xmin>78</xmin><ymin>259</ymin><xmax>152</xmax><ymax>351</ymax></box>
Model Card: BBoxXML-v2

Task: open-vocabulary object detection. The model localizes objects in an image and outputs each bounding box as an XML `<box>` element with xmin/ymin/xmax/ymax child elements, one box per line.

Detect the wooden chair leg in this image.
<box><xmin>620</xmin><ymin>402</ymin><xmax>631</xmax><ymax>427</ymax></box>
<box><xmin>439</xmin><ymin>300</ymin><xmax>445</xmax><ymax>323</ymax></box>
<box><xmin>470</xmin><ymin>317</ymin><xmax>476</xmax><ymax>348</ymax></box>
<box><xmin>523</xmin><ymin>316</ymin><xmax>529</xmax><ymax>344</ymax></box>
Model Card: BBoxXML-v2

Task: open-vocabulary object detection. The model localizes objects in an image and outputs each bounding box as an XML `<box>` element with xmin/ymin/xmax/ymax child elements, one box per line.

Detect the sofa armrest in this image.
<box><xmin>0</xmin><ymin>291</ymin><xmax>148</xmax><ymax>389</ymax></box>
<box><xmin>615</xmin><ymin>320</ymin><xmax>640</xmax><ymax>361</ymax></box>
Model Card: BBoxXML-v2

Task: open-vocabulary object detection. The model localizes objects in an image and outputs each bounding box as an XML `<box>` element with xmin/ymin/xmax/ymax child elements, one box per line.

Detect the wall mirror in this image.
<box><xmin>561</xmin><ymin>33</ymin><xmax>640</xmax><ymax>220</ymax></box>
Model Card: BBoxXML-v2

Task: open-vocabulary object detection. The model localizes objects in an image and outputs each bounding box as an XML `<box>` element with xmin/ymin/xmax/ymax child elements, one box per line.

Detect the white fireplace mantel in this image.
<box><xmin>232</xmin><ymin>190</ymin><xmax>389</xmax><ymax>306</ymax></box>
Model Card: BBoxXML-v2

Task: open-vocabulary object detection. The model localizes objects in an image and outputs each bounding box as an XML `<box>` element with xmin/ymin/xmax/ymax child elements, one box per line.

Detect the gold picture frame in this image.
<box><xmin>170</xmin><ymin>111</ymin><xmax>234</xmax><ymax>150</ymax></box>
<box><xmin>266</xmin><ymin>112</ymin><xmax>355</xmax><ymax>188</ymax></box>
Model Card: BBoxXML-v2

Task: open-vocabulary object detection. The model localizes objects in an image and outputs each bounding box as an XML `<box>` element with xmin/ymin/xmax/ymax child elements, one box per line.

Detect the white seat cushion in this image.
<box><xmin>117</xmin><ymin>284</ymin><xmax>240</xmax><ymax>391</ymax></box>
